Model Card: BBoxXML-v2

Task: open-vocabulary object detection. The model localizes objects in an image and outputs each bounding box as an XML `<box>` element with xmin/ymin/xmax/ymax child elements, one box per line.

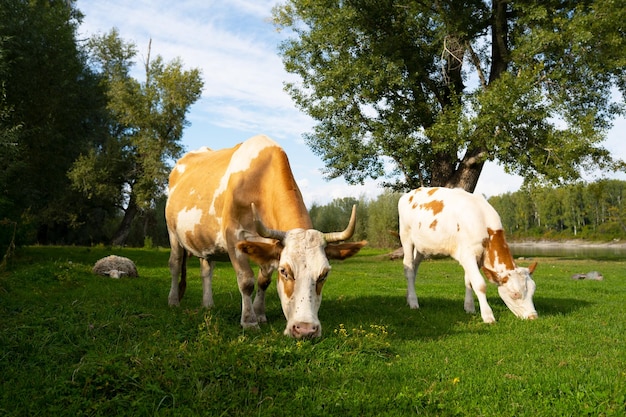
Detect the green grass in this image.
<box><xmin>1</xmin><ymin>246</ymin><xmax>625</xmax><ymax>416</ymax></box>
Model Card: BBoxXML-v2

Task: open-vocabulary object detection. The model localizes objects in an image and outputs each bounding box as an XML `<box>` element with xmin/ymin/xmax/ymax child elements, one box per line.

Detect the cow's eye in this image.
<box><xmin>318</xmin><ymin>269</ymin><xmax>330</xmax><ymax>282</ymax></box>
<box><xmin>279</xmin><ymin>266</ymin><xmax>293</xmax><ymax>280</ymax></box>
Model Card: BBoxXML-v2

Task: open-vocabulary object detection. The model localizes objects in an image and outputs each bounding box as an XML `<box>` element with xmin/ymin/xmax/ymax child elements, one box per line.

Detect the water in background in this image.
<box><xmin>509</xmin><ymin>242</ymin><xmax>626</xmax><ymax>260</ymax></box>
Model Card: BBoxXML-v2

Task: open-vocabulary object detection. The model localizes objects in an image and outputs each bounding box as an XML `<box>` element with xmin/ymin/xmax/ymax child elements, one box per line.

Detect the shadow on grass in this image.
<box><xmin>315</xmin><ymin>294</ymin><xmax>593</xmax><ymax>341</ymax></box>
<box><xmin>533</xmin><ymin>296</ymin><xmax>592</xmax><ymax>317</ymax></box>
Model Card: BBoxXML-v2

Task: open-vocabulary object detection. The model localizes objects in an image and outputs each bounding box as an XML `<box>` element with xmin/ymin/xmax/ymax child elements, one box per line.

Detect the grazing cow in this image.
<box><xmin>398</xmin><ymin>187</ymin><xmax>538</xmax><ymax>323</ymax></box>
<box><xmin>165</xmin><ymin>135</ymin><xmax>366</xmax><ymax>338</ymax></box>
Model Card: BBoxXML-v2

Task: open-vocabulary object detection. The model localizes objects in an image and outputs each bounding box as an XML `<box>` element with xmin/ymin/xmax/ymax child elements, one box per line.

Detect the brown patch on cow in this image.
<box><xmin>315</xmin><ymin>268</ymin><xmax>330</xmax><ymax>296</ymax></box>
<box><xmin>481</xmin><ymin>228</ymin><xmax>515</xmax><ymax>284</ymax></box>
<box><xmin>429</xmin><ymin>219</ymin><xmax>438</xmax><ymax>230</ymax></box>
<box><xmin>279</xmin><ymin>264</ymin><xmax>295</xmax><ymax>298</ymax></box>
<box><xmin>408</xmin><ymin>195</ymin><xmax>414</xmax><ymax>204</ymax></box>
<box><xmin>482</xmin><ymin>267</ymin><xmax>508</xmax><ymax>284</ymax></box>
<box><xmin>412</xmin><ymin>202</ymin><xmax>418</xmax><ymax>209</ymax></box>
<box><xmin>486</xmin><ymin>228</ymin><xmax>515</xmax><ymax>268</ymax></box>
<box><xmin>426</xmin><ymin>188</ymin><xmax>439</xmax><ymax>196</ymax></box>
<box><xmin>419</xmin><ymin>199</ymin><xmax>444</xmax><ymax>215</ymax></box>
<box><xmin>457</xmin><ymin>223</ymin><xmax>460</xmax><ymax>232</ymax></box>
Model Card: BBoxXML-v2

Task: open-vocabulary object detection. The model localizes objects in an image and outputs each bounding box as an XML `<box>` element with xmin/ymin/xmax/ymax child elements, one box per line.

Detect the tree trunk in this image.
<box><xmin>444</xmin><ymin>147</ymin><xmax>486</xmax><ymax>193</ymax></box>
<box><xmin>111</xmin><ymin>193</ymin><xmax>138</xmax><ymax>246</ymax></box>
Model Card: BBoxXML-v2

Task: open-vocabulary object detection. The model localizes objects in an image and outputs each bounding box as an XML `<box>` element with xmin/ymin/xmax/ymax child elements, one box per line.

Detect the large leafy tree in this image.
<box><xmin>69</xmin><ymin>30</ymin><xmax>203</xmax><ymax>245</ymax></box>
<box><xmin>0</xmin><ymin>0</ymin><xmax>105</xmax><ymax>243</ymax></box>
<box><xmin>274</xmin><ymin>0</ymin><xmax>626</xmax><ymax>192</ymax></box>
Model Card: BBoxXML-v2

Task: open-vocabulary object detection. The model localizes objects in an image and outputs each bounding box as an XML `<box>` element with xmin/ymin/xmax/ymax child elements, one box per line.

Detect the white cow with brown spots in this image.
<box><xmin>398</xmin><ymin>187</ymin><xmax>537</xmax><ymax>323</ymax></box>
<box><xmin>165</xmin><ymin>135</ymin><xmax>366</xmax><ymax>338</ymax></box>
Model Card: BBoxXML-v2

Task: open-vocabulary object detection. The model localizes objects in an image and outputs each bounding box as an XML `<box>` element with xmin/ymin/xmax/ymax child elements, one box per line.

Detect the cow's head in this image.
<box><xmin>485</xmin><ymin>262</ymin><xmax>538</xmax><ymax>320</ymax></box>
<box><xmin>237</xmin><ymin>204</ymin><xmax>366</xmax><ymax>338</ymax></box>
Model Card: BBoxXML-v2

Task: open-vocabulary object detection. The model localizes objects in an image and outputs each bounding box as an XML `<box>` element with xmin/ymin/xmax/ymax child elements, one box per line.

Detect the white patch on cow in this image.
<box><xmin>176</xmin><ymin>206</ymin><xmax>204</xmax><ymax>247</ymax></box>
<box><xmin>191</xmin><ymin>146</ymin><xmax>212</xmax><ymax>154</ymax></box>
<box><xmin>208</xmin><ymin>135</ymin><xmax>280</xmax><ymax>218</ymax></box>
<box><xmin>175</xmin><ymin>163</ymin><xmax>186</xmax><ymax>175</ymax></box>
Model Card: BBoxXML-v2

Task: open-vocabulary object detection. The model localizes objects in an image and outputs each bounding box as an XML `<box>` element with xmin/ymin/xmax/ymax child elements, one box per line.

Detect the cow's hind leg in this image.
<box><xmin>464</xmin><ymin>286</ymin><xmax>476</xmax><ymax>314</ymax></box>
<box><xmin>402</xmin><ymin>244</ymin><xmax>422</xmax><ymax>309</ymax></box>
<box><xmin>253</xmin><ymin>264</ymin><xmax>273</xmax><ymax>323</ymax></box>
<box><xmin>168</xmin><ymin>240</ymin><xmax>185</xmax><ymax>306</ymax></box>
<box><xmin>200</xmin><ymin>258</ymin><xmax>215</xmax><ymax>308</ymax></box>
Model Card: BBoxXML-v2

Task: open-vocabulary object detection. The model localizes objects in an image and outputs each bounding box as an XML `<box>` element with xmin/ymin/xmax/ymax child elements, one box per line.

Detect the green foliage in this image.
<box><xmin>310</xmin><ymin>193</ymin><xmax>401</xmax><ymax>247</ymax></box>
<box><xmin>0</xmin><ymin>4</ymin><xmax>203</xmax><ymax>248</ymax></box>
<box><xmin>273</xmin><ymin>0</ymin><xmax>625</xmax><ymax>191</ymax></box>
<box><xmin>310</xmin><ymin>196</ymin><xmax>368</xmax><ymax>241</ymax></box>
<box><xmin>489</xmin><ymin>179</ymin><xmax>626</xmax><ymax>240</ymax></box>
<box><xmin>365</xmin><ymin>191</ymin><xmax>402</xmax><ymax>248</ymax></box>
<box><xmin>68</xmin><ymin>29</ymin><xmax>203</xmax><ymax>245</ymax></box>
<box><xmin>1</xmin><ymin>246</ymin><xmax>626</xmax><ymax>416</ymax></box>
<box><xmin>0</xmin><ymin>0</ymin><xmax>108</xmax><ymax>243</ymax></box>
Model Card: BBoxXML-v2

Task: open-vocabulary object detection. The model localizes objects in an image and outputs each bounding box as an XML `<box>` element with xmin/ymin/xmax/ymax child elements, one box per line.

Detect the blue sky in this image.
<box><xmin>76</xmin><ymin>0</ymin><xmax>625</xmax><ymax>207</ymax></box>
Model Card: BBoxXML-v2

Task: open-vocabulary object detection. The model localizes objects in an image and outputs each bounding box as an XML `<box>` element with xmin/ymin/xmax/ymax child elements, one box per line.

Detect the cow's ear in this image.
<box><xmin>325</xmin><ymin>240</ymin><xmax>367</xmax><ymax>260</ymax></box>
<box><xmin>528</xmin><ymin>261</ymin><xmax>538</xmax><ymax>275</ymax></box>
<box><xmin>237</xmin><ymin>241</ymin><xmax>283</xmax><ymax>263</ymax></box>
<box><xmin>481</xmin><ymin>267</ymin><xmax>500</xmax><ymax>284</ymax></box>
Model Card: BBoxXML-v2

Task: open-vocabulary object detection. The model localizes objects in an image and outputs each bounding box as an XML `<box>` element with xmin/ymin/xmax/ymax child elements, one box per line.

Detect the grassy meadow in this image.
<box><xmin>1</xmin><ymin>246</ymin><xmax>625</xmax><ymax>416</ymax></box>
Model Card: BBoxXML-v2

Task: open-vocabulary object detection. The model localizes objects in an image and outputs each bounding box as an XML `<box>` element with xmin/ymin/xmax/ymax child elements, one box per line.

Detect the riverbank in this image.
<box><xmin>509</xmin><ymin>239</ymin><xmax>626</xmax><ymax>249</ymax></box>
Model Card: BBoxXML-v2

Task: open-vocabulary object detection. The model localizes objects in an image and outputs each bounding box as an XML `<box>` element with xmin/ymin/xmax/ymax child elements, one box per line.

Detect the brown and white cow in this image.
<box><xmin>398</xmin><ymin>187</ymin><xmax>537</xmax><ymax>322</ymax></box>
<box><xmin>165</xmin><ymin>135</ymin><xmax>366</xmax><ymax>338</ymax></box>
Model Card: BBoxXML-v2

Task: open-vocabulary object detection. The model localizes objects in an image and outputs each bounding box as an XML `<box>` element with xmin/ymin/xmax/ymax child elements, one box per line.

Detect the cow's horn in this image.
<box><xmin>324</xmin><ymin>205</ymin><xmax>357</xmax><ymax>243</ymax></box>
<box><xmin>251</xmin><ymin>203</ymin><xmax>286</xmax><ymax>241</ymax></box>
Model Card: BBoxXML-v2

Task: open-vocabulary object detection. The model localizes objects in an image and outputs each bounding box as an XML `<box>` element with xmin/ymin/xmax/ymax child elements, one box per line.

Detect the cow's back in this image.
<box><xmin>398</xmin><ymin>187</ymin><xmax>502</xmax><ymax>258</ymax></box>
<box><xmin>165</xmin><ymin>135</ymin><xmax>311</xmax><ymax>257</ymax></box>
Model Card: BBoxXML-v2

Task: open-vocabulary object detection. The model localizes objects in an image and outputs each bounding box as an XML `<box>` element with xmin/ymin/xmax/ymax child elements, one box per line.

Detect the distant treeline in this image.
<box><xmin>488</xmin><ymin>179</ymin><xmax>626</xmax><ymax>241</ymax></box>
<box><xmin>2</xmin><ymin>180</ymin><xmax>623</xmax><ymax>255</ymax></box>
<box><xmin>309</xmin><ymin>179</ymin><xmax>626</xmax><ymax>248</ymax></box>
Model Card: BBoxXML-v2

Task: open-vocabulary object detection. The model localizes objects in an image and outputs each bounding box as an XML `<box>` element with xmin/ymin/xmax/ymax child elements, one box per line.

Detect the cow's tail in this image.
<box><xmin>178</xmin><ymin>248</ymin><xmax>187</xmax><ymax>301</ymax></box>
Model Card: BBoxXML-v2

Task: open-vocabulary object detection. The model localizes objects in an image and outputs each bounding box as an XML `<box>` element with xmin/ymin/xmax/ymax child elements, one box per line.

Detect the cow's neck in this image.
<box><xmin>256</xmin><ymin>150</ymin><xmax>313</xmax><ymax>231</ymax></box>
<box><xmin>481</xmin><ymin>228</ymin><xmax>516</xmax><ymax>284</ymax></box>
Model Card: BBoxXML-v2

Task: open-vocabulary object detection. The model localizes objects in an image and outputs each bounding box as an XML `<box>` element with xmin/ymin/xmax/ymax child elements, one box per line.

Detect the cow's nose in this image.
<box><xmin>292</xmin><ymin>322</ymin><xmax>320</xmax><ymax>338</ymax></box>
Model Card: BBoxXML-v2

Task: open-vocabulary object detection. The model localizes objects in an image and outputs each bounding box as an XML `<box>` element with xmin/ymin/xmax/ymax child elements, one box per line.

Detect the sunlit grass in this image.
<box><xmin>1</xmin><ymin>246</ymin><xmax>625</xmax><ymax>416</ymax></box>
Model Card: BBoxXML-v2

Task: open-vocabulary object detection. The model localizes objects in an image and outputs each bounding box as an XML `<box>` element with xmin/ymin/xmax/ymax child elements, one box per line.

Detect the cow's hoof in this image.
<box><xmin>241</xmin><ymin>322</ymin><xmax>260</xmax><ymax>330</ymax></box>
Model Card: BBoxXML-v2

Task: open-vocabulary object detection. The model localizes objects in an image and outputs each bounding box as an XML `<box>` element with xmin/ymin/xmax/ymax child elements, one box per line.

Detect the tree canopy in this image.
<box><xmin>273</xmin><ymin>0</ymin><xmax>626</xmax><ymax>192</ymax></box>
<box><xmin>0</xmin><ymin>0</ymin><xmax>104</xmax><ymax>243</ymax></box>
<box><xmin>0</xmin><ymin>1</ymin><xmax>203</xmax><ymax>250</ymax></box>
<box><xmin>68</xmin><ymin>30</ymin><xmax>203</xmax><ymax>245</ymax></box>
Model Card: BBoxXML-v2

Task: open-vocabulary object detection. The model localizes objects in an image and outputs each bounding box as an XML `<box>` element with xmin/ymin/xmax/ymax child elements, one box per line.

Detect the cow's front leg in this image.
<box><xmin>199</xmin><ymin>258</ymin><xmax>214</xmax><ymax>308</ymax></box>
<box><xmin>253</xmin><ymin>265</ymin><xmax>273</xmax><ymax>323</ymax></box>
<box><xmin>462</xmin><ymin>261</ymin><xmax>495</xmax><ymax>323</ymax></box>
<box><xmin>236</xmin><ymin>269</ymin><xmax>259</xmax><ymax>329</ymax></box>
<box><xmin>471</xmin><ymin>280</ymin><xmax>496</xmax><ymax>323</ymax></box>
